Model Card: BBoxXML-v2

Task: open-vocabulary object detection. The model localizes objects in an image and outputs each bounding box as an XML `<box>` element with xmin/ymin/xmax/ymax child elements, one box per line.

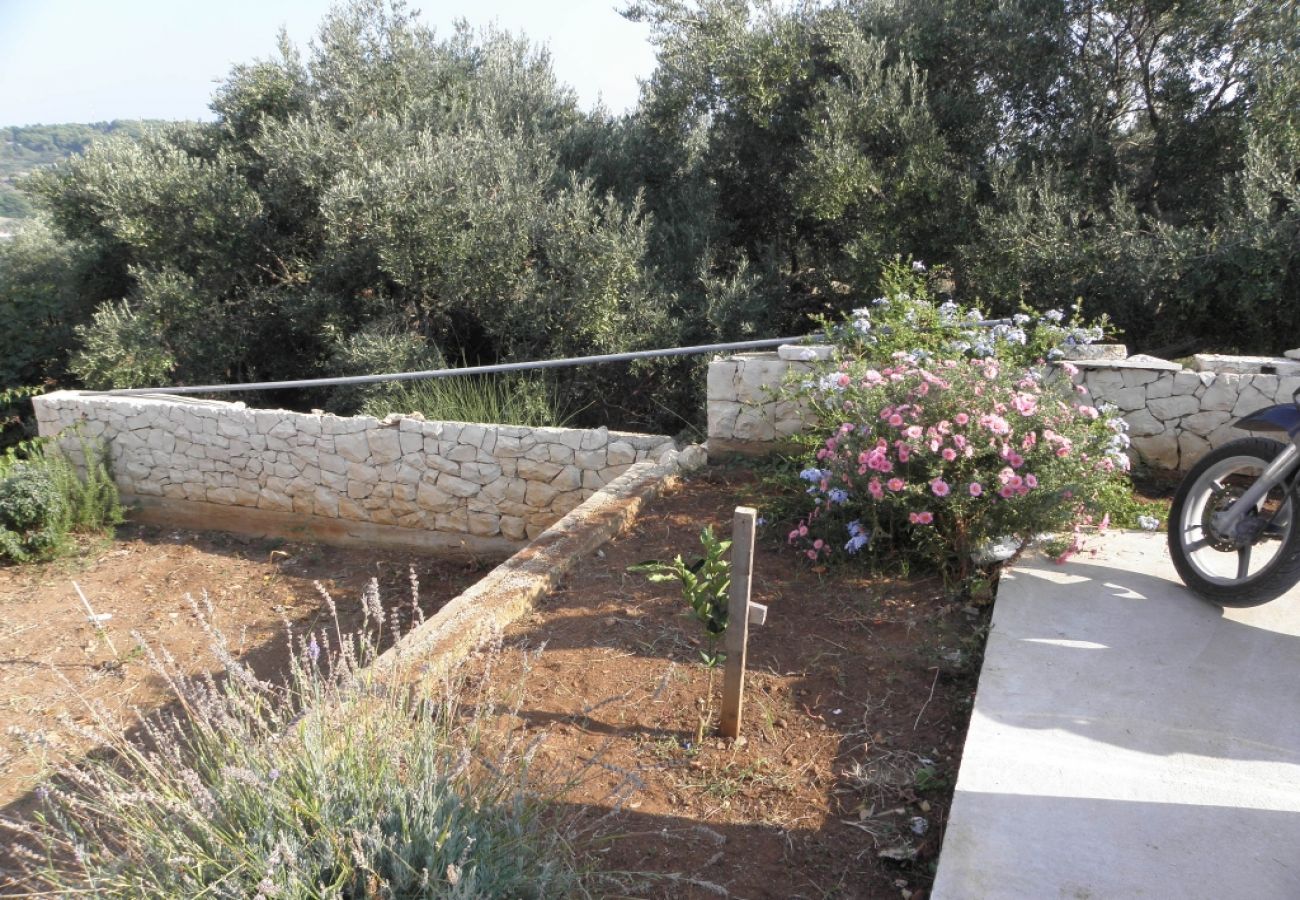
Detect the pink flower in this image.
<box><xmin>896</xmin><ymin>444</ymin><xmax>911</xmax><ymax>463</ymax></box>
<box><xmin>868</xmin><ymin>477</ymin><xmax>884</xmax><ymax>500</ymax></box>
<box><xmin>1025</xmin><ymin>474</ymin><xmax>1038</xmax><ymax>489</ymax></box>
<box><xmin>1078</xmin><ymin>405</ymin><xmax>1099</xmax><ymax>420</ymax></box>
<box><xmin>942</xmin><ymin>447</ymin><xmax>957</xmax><ymax>461</ymax></box>
<box><xmin>969</xmin><ymin>482</ymin><xmax>983</xmax><ymax>497</ymax></box>
<box><xmin>953</xmin><ymin>434</ymin><xmax>967</xmax><ymax>450</ymax></box>
<box><xmin>813</xmin><ymin>539</ymin><xmax>824</xmax><ymax>549</ymax></box>
<box><xmin>909</xmin><ymin>511</ymin><xmax>934</xmax><ymax>525</ymax></box>
<box><xmin>798</xmin><ymin>524</ymin><xmax>808</xmax><ymax>537</ymax></box>
<box><xmin>1056</xmin><ymin>446</ymin><xmax>1071</xmax><ymax>458</ymax></box>
<box><xmin>887</xmin><ymin>478</ymin><xmax>905</xmax><ymax>492</ymax></box>
<box><xmin>999</xmin><ymin>485</ymin><xmax>1015</xmax><ymax>499</ymax></box>
<box><xmin>904</xmin><ymin>425</ymin><xmax>923</xmax><ymax>439</ymax></box>
<box><xmin>806</xmin><ymin>549</ymin><xmax>818</xmax><ymax>560</ymax></box>
<box><xmin>954</xmin><ymin>413</ymin><xmax>969</xmax><ymax>426</ymax></box>
<box><xmin>930</xmin><ymin>478</ymin><xmax>950</xmax><ymax>497</ymax></box>
<box><xmin>889</xmin><ymin>414</ymin><xmax>904</xmax><ymax>427</ymax></box>
<box><xmin>1008</xmin><ymin>452</ymin><xmax>1024</xmax><ymax>468</ymax></box>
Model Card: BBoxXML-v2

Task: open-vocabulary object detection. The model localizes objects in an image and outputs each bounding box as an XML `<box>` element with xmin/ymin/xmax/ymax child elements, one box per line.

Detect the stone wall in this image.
<box><xmin>707</xmin><ymin>348</ymin><xmax>1300</xmax><ymax>471</ymax></box>
<box><xmin>34</xmin><ymin>391</ymin><xmax>681</xmax><ymax>550</ymax></box>
<box><xmin>1071</xmin><ymin>355</ymin><xmax>1300</xmax><ymax>470</ymax></box>
<box><xmin>706</xmin><ymin>352</ymin><xmax>812</xmax><ymax>455</ymax></box>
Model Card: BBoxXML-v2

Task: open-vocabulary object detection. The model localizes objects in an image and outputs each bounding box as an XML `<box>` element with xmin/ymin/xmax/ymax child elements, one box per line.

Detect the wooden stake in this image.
<box><xmin>719</xmin><ymin>506</ymin><xmax>757</xmax><ymax>738</ymax></box>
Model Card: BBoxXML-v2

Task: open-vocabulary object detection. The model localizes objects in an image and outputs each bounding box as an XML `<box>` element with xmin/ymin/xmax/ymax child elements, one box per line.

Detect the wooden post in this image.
<box><xmin>719</xmin><ymin>506</ymin><xmax>757</xmax><ymax>739</ymax></box>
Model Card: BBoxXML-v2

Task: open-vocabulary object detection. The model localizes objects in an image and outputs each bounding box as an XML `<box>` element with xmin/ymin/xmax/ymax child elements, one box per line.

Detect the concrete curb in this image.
<box><xmin>370</xmin><ymin>449</ymin><xmax>704</xmax><ymax>681</ymax></box>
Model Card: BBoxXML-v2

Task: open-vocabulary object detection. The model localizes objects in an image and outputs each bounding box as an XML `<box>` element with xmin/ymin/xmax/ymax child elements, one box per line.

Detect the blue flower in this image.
<box><xmin>799</xmin><ymin>468</ymin><xmax>827</xmax><ymax>483</ymax></box>
<box><xmin>844</xmin><ymin>520</ymin><xmax>871</xmax><ymax>553</ymax></box>
<box><xmin>828</xmin><ymin>488</ymin><xmax>849</xmax><ymax>505</ymax></box>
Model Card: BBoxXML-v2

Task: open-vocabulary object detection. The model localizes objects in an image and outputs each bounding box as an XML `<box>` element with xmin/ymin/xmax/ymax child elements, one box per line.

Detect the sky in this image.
<box><xmin>0</xmin><ymin>0</ymin><xmax>660</xmax><ymax>127</ymax></box>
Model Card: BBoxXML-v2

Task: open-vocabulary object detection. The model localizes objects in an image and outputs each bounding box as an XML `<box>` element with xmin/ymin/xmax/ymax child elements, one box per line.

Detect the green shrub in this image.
<box><xmin>12</xmin><ymin>587</ymin><xmax>591</xmax><ymax>898</ymax></box>
<box><xmin>0</xmin><ymin>437</ymin><xmax>122</xmax><ymax>563</ymax></box>
<box><xmin>629</xmin><ymin>525</ymin><xmax>732</xmax><ymax>665</ymax></box>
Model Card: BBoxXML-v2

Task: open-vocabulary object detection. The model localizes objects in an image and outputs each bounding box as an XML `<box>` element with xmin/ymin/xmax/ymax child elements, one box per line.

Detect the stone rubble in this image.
<box><xmin>33</xmin><ymin>391</ymin><xmax>679</xmax><ymax>541</ymax></box>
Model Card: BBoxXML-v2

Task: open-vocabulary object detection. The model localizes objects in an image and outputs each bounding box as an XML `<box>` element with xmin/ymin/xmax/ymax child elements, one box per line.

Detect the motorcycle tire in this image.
<box><xmin>1168</xmin><ymin>437</ymin><xmax>1300</xmax><ymax>607</ymax></box>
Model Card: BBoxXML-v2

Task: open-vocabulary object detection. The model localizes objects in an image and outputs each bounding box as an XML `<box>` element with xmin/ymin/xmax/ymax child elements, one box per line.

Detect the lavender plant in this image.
<box><xmin>3</xmin><ymin>581</ymin><xmax>589</xmax><ymax>898</ymax></box>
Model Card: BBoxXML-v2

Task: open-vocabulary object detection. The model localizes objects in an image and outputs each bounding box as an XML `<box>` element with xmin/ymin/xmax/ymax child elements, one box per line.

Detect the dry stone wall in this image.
<box><xmin>33</xmin><ymin>391</ymin><xmax>681</xmax><ymax>545</ymax></box>
<box><xmin>707</xmin><ymin>349</ymin><xmax>1300</xmax><ymax>471</ymax></box>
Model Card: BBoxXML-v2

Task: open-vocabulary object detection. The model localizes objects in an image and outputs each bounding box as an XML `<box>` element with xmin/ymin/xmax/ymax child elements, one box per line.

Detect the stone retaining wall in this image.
<box><xmin>33</xmin><ymin>391</ymin><xmax>679</xmax><ymax>549</ymax></box>
<box><xmin>707</xmin><ymin>349</ymin><xmax>1300</xmax><ymax>471</ymax></box>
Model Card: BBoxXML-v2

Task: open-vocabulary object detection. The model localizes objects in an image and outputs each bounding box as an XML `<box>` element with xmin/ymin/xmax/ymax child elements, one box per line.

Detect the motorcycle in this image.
<box><xmin>1168</xmin><ymin>389</ymin><xmax>1300</xmax><ymax>607</ymax></box>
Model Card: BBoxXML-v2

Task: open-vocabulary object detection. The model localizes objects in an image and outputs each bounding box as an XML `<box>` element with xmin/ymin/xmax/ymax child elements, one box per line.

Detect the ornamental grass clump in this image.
<box><xmin>4</xmin><ymin>582</ymin><xmax>588</xmax><ymax>898</ymax></box>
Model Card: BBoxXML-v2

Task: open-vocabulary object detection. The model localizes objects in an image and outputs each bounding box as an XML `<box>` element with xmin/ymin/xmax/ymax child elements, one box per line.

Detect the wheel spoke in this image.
<box><xmin>1236</xmin><ymin>545</ymin><xmax>1252</xmax><ymax>580</ymax></box>
<box><xmin>1182</xmin><ymin>538</ymin><xmax>1211</xmax><ymax>553</ymax></box>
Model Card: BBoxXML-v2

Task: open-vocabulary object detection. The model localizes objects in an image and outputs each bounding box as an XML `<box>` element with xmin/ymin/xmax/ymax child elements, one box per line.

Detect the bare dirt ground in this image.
<box><xmin>0</xmin><ymin>526</ymin><xmax>490</xmax><ymax>821</ymax></box>
<box><xmin>463</xmin><ymin>467</ymin><xmax>991</xmax><ymax>899</ymax></box>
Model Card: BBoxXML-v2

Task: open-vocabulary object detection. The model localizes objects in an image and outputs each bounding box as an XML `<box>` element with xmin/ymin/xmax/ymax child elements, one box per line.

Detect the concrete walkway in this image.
<box><xmin>933</xmin><ymin>532</ymin><xmax>1300</xmax><ymax>899</ymax></box>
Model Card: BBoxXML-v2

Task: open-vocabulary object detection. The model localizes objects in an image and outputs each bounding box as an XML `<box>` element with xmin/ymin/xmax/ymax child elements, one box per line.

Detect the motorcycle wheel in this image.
<box><xmin>1168</xmin><ymin>437</ymin><xmax>1300</xmax><ymax>607</ymax></box>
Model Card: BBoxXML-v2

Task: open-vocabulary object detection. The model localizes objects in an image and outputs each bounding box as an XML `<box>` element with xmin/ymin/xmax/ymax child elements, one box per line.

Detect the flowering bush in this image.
<box><xmin>789</xmin><ymin>350</ymin><xmax>1129</xmax><ymax>584</ymax></box>
<box><xmin>814</xmin><ymin>259</ymin><xmax>1109</xmax><ymax>372</ymax></box>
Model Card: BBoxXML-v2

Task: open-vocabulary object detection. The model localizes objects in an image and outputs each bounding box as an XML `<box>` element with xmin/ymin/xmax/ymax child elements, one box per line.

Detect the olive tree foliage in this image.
<box><xmin>24</xmin><ymin>0</ymin><xmax>667</xmax><ymax>415</ymax></box>
<box><xmin>619</xmin><ymin>0</ymin><xmax>1299</xmax><ymax>354</ymax></box>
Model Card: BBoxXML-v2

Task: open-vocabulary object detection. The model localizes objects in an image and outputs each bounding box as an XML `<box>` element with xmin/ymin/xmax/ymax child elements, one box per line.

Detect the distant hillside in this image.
<box><xmin>0</xmin><ymin>120</ymin><xmax>164</xmax><ymax>218</ymax></box>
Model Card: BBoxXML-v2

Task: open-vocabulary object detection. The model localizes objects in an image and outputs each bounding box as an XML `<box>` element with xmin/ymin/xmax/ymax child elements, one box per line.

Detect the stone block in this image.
<box><xmin>1182</xmin><ymin>410</ymin><xmax>1231</xmax><ymax>437</ymax></box>
<box><xmin>460</xmin><ymin>462</ymin><xmax>503</xmax><ymax>485</ymax></box>
<box><xmin>707</xmin><ymin>359</ymin><xmax>740</xmax><ymax>401</ymax></box>
<box><xmin>551</xmin><ymin>465</ymin><xmax>582</xmax><ymax>492</ymax></box>
<box><xmin>1276</xmin><ymin>377</ymin><xmax>1300</xmax><ymax>404</ymax></box>
<box><xmin>435</xmin><ymin>510</ymin><xmax>470</xmax><ymax>533</ymax></box>
<box><xmin>580</xmin><ymin>427</ymin><xmax>609</xmax><ymax>451</ymax></box>
<box><xmin>500</xmin><ymin>515</ymin><xmax>527</xmax><ymax>541</ymax></box>
<box><xmin>1123</xmin><ymin>409</ymin><xmax>1164</xmax><ymax>437</ymax></box>
<box><xmin>447</xmin><ymin>443</ymin><xmax>478</xmax><ymax>462</ymax></box>
<box><xmin>1106</xmin><ymin>385</ymin><xmax>1148</xmax><ymax>411</ymax></box>
<box><xmin>313</xmin><ymin>489</ymin><xmax>340</xmax><ymax>518</ymax></box>
<box><xmin>338</xmin><ymin>497</ymin><xmax>368</xmax><ymax>521</ymax></box>
<box><xmin>546</xmin><ymin>443</ymin><xmax>575</xmax><ymax>464</ymax></box>
<box><xmin>708</xmin><ymin>400</ymin><xmax>742</xmax><ymax>439</ymax></box>
<box><xmin>1231</xmin><ymin>384</ymin><xmax>1274</xmax><ymax>418</ymax></box>
<box><xmin>606</xmin><ymin>441</ymin><xmax>637</xmax><ymax>467</ymax></box>
<box><xmin>733</xmin><ymin>410</ymin><xmax>777</xmax><ymax>442</ymax></box>
<box><xmin>524</xmin><ymin>480</ymin><xmax>559</xmax><ymax>507</ymax></box>
<box><xmin>437</xmin><ymin>472</ymin><xmax>480</xmax><ymax>498</ymax></box>
<box><xmin>346</xmin><ymin>479</ymin><xmax>374</xmax><ymax>500</ymax></box>
<box><xmin>416</xmin><ymin>481</ymin><xmax>456</xmax><ymax>512</ymax></box>
<box><xmin>268</xmin><ymin>419</ymin><xmax>297</xmax><ymax>440</ymax></box>
<box><xmin>1198</xmin><ymin>375</ymin><xmax>1241</xmax><ymax>412</ymax></box>
<box><xmin>367</xmin><ymin>427</ymin><xmax>403</xmax><ymax>464</ymax></box>
<box><xmin>1148</xmin><ymin>395</ymin><xmax>1199</xmax><ymax>420</ymax></box>
<box><xmin>468</xmin><ymin>512</ymin><xmax>501</xmax><ymax>537</ymax></box>
<box><xmin>334</xmin><ymin>431</ymin><xmax>369</xmax><ymax>463</ymax></box>
<box><xmin>1178</xmin><ymin>431</ymin><xmax>1212</xmax><ymax>468</ymax></box>
<box><xmin>346</xmin><ymin>462</ymin><xmax>379</xmax><ymax>485</ymax></box>
<box><xmin>1083</xmin><ymin>370</ymin><xmax>1124</xmax><ymax>395</ymax></box>
<box><xmin>517</xmin><ymin>458</ymin><xmax>562</xmax><ymax>481</ymax></box>
<box><xmin>575</xmin><ymin>448</ymin><xmax>606</xmax><ymax>469</ymax></box>
<box><xmin>1120</xmin><ymin>367</ymin><xmax>1161</xmax><ymax>389</ymax></box>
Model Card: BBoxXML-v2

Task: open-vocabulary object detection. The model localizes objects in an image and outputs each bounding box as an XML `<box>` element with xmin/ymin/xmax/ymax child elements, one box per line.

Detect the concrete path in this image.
<box><xmin>933</xmin><ymin>531</ymin><xmax>1300</xmax><ymax>899</ymax></box>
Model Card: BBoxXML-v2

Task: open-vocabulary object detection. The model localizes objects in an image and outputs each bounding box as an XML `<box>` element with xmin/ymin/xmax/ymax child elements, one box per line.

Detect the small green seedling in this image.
<box><xmin>629</xmin><ymin>525</ymin><xmax>732</xmax><ymax>666</ymax></box>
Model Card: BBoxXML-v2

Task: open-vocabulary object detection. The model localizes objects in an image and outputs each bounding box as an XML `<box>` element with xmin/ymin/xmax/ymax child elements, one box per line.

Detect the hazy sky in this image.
<box><xmin>0</xmin><ymin>0</ymin><xmax>660</xmax><ymax>126</ymax></box>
